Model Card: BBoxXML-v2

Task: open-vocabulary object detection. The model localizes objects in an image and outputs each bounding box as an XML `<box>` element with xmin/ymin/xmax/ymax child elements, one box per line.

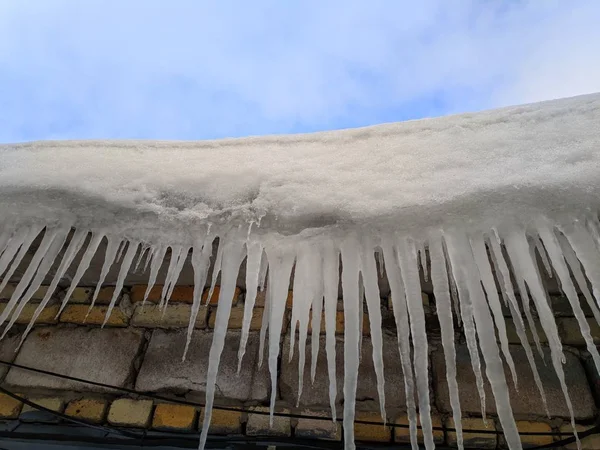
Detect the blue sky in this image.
<box><xmin>1</xmin><ymin>1</ymin><xmax>599</xmax><ymax>143</ymax></box>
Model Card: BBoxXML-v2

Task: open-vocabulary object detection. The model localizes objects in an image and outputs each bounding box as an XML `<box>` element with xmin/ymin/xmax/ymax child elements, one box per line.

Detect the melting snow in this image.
<box><xmin>1</xmin><ymin>93</ymin><xmax>600</xmax><ymax>450</ymax></box>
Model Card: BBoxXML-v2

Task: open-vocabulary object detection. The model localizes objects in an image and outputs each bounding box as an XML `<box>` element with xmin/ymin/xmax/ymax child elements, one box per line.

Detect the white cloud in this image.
<box><xmin>0</xmin><ymin>1</ymin><xmax>599</xmax><ymax>141</ymax></box>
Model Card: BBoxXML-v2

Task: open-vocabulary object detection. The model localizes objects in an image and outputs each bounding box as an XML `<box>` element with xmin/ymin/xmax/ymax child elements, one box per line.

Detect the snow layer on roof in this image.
<box><xmin>1</xmin><ymin>93</ymin><xmax>599</xmax><ymax>242</ymax></box>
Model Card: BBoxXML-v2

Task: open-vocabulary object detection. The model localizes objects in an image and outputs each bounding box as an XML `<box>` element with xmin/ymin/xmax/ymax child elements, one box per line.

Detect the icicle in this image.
<box><xmin>446</xmin><ymin>231</ymin><xmax>522</xmax><ymax>450</ymax></box>
<box><xmin>445</xmin><ymin>236</ymin><xmax>488</xmax><ymax>422</ymax></box>
<box><xmin>397</xmin><ymin>238</ymin><xmax>434</xmax><ymax>450</ymax></box>
<box><xmin>102</xmin><ymin>241</ymin><xmax>139</xmax><ymax>327</ymax></box>
<box><xmin>143</xmin><ymin>245</ymin><xmax>156</xmax><ymax>275</ymax></box>
<box><xmin>264</xmin><ymin>244</ymin><xmax>295</xmax><ymax>424</ymax></box>
<box><xmin>322</xmin><ymin>241</ymin><xmax>339</xmax><ymax>421</ymax></box>
<box><xmin>0</xmin><ymin>227</ymin><xmax>62</xmax><ymax>327</ymax></box>
<box><xmin>376</xmin><ymin>249</ymin><xmax>384</xmax><ymax>278</ymax></box>
<box><xmin>184</xmin><ymin>235</ymin><xmax>214</xmax><ymax>360</ymax></box>
<box><xmin>381</xmin><ymin>238</ymin><xmax>418</xmax><ymax>450</ymax></box>
<box><xmin>20</xmin><ymin>229</ymin><xmax>88</xmax><ymax>345</ymax></box>
<box><xmin>487</xmin><ymin>235</ymin><xmax>549</xmax><ymax>416</ymax></box>
<box><xmin>588</xmin><ymin>216</ymin><xmax>600</xmax><ymax>250</ymax></box>
<box><xmin>114</xmin><ymin>239</ymin><xmax>126</xmax><ymax>263</ymax></box>
<box><xmin>532</xmin><ymin>234</ymin><xmax>553</xmax><ymax>278</ymax></box>
<box><xmin>133</xmin><ymin>244</ymin><xmax>149</xmax><ymax>273</ymax></box>
<box><xmin>0</xmin><ymin>225</ymin><xmax>43</xmax><ymax>297</ymax></box>
<box><xmin>0</xmin><ymin>228</ymin><xmax>12</xmax><ymax>258</ymax></box>
<box><xmin>418</xmin><ymin>240</ymin><xmax>428</xmax><ymax>282</ymax></box>
<box><xmin>258</xmin><ymin>250</ymin><xmax>268</xmax><ymax>291</ymax></box>
<box><xmin>340</xmin><ymin>237</ymin><xmax>361</xmax><ymax>450</ymax></box>
<box><xmin>257</xmin><ymin>281</ymin><xmax>270</xmax><ymax>368</ymax></box>
<box><xmin>504</xmin><ymin>228</ymin><xmax>579</xmax><ymax>447</ymax></box>
<box><xmin>56</xmin><ymin>232</ymin><xmax>105</xmax><ymax>317</ymax></box>
<box><xmin>358</xmin><ymin>276</ymin><xmax>364</xmax><ymax>360</ymax></box>
<box><xmin>162</xmin><ymin>246</ymin><xmax>190</xmax><ymax>312</ymax></box>
<box><xmin>537</xmin><ymin>223</ymin><xmax>600</xmax><ymax>373</ymax></box>
<box><xmin>359</xmin><ymin>238</ymin><xmax>386</xmax><ymax>422</ymax></box>
<box><xmin>558</xmin><ymin>233</ymin><xmax>600</xmax><ymax>326</ymax></box>
<box><xmin>89</xmin><ymin>237</ymin><xmax>120</xmax><ymax>310</ymax></box>
<box><xmin>205</xmin><ymin>239</ymin><xmax>224</xmax><ymax>305</ymax></box>
<box><xmin>237</xmin><ymin>239</ymin><xmax>262</xmax><ymax>371</ymax></box>
<box><xmin>2</xmin><ymin>226</ymin><xmax>70</xmax><ymax>336</ymax></box>
<box><xmin>429</xmin><ymin>236</ymin><xmax>463</xmax><ymax>450</ymax></box>
<box><xmin>446</xmin><ymin>251</ymin><xmax>462</xmax><ymax>326</ymax></box>
<box><xmin>561</xmin><ymin>221</ymin><xmax>600</xmax><ymax>307</ymax></box>
<box><xmin>142</xmin><ymin>245</ymin><xmax>167</xmax><ymax>306</ymax></box>
<box><xmin>492</xmin><ymin>230</ymin><xmax>545</xmax><ymax>359</ymax></box>
<box><xmin>159</xmin><ymin>245</ymin><xmax>184</xmax><ymax>309</ymax></box>
<box><xmin>470</xmin><ymin>233</ymin><xmax>518</xmax><ymax>387</ymax></box>
<box><xmin>199</xmin><ymin>236</ymin><xmax>246</xmax><ymax>450</ymax></box>
<box><xmin>310</xmin><ymin>287</ymin><xmax>324</xmax><ymax>383</ymax></box>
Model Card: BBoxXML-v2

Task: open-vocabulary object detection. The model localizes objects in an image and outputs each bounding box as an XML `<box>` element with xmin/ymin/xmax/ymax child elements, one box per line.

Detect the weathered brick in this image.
<box><xmin>202</xmin><ymin>286</ymin><xmax>241</xmax><ymax>306</ymax></box>
<box><xmin>394</xmin><ymin>413</ymin><xmax>444</xmax><ymax>444</ymax></box>
<box><xmin>21</xmin><ymin>397</ymin><xmax>65</xmax><ymax>415</ymax></box>
<box><xmin>65</xmin><ymin>399</ymin><xmax>108</xmax><ymax>423</ymax></box>
<box><xmin>108</xmin><ymin>399</ymin><xmax>153</xmax><ymax>428</ymax></box>
<box><xmin>446</xmin><ymin>417</ymin><xmax>496</xmax><ymax>449</ymax></box>
<box><xmin>505</xmin><ymin>319</ymin><xmax>548</xmax><ymax>344</ymax></box>
<box><xmin>199</xmin><ymin>407</ymin><xmax>242</xmax><ymax>435</ymax></box>
<box><xmin>560</xmin><ymin>424</ymin><xmax>600</xmax><ymax>450</ymax></box>
<box><xmin>354</xmin><ymin>411</ymin><xmax>391</xmax><ymax>442</ymax></box>
<box><xmin>132</xmin><ymin>304</ymin><xmax>208</xmax><ymax>329</ymax></box>
<box><xmin>516</xmin><ymin>420</ymin><xmax>553</xmax><ymax>448</ymax></box>
<box><xmin>6</xmin><ymin>327</ymin><xmax>143</xmax><ymax>392</ymax></box>
<box><xmin>59</xmin><ymin>304</ymin><xmax>129</xmax><ymax>326</ymax></box>
<box><xmin>70</xmin><ymin>287</ymin><xmax>93</xmax><ymax>303</ymax></box>
<box><xmin>0</xmin><ymin>392</ymin><xmax>22</xmax><ymax>419</ymax></box>
<box><xmin>558</xmin><ymin>317</ymin><xmax>600</xmax><ymax>346</ymax></box>
<box><xmin>433</xmin><ymin>344</ymin><xmax>595</xmax><ymax>419</ymax></box>
<box><xmin>152</xmin><ymin>403</ymin><xmax>196</xmax><ymax>431</ymax></box>
<box><xmin>246</xmin><ymin>406</ymin><xmax>290</xmax><ymax>437</ymax></box>
<box><xmin>131</xmin><ymin>285</ymin><xmax>196</xmax><ymax>304</ymax></box>
<box><xmin>295</xmin><ymin>410</ymin><xmax>341</xmax><ymax>441</ymax></box>
<box><xmin>0</xmin><ymin>303</ymin><xmax>59</xmax><ymax>325</ymax></box>
<box><xmin>208</xmin><ymin>305</ymin><xmax>263</xmax><ymax>330</ymax></box>
<box><xmin>95</xmin><ymin>286</ymin><xmax>122</xmax><ymax>305</ymax></box>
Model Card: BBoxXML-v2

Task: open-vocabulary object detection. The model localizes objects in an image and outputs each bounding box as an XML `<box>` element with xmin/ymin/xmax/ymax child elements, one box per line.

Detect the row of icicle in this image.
<box><xmin>1</xmin><ymin>215</ymin><xmax>600</xmax><ymax>450</ymax></box>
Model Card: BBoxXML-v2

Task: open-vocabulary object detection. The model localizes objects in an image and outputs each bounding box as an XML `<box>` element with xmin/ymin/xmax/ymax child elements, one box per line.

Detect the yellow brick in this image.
<box><xmin>0</xmin><ymin>303</ymin><xmax>59</xmax><ymax>325</ymax></box>
<box><xmin>131</xmin><ymin>304</ymin><xmax>207</xmax><ymax>328</ymax></box>
<box><xmin>30</xmin><ymin>286</ymin><xmax>51</xmax><ymax>300</ymax></box>
<box><xmin>65</xmin><ymin>399</ymin><xmax>107</xmax><ymax>423</ymax></box>
<box><xmin>131</xmin><ymin>285</ymin><xmax>196</xmax><ymax>304</ymax></box>
<box><xmin>208</xmin><ymin>305</ymin><xmax>262</xmax><ymax>330</ymax></box>
<box><xmin>70</xmin><ymin>287</ymin><xmax>93</xmax><ymax>303</ymax></box>
<box><xmin>95</xmin><ymin>286</ymin><xmax>121</xmax><ymax>305</ymax></box>
<box><xmin>202</xmin><ymin>286</ymin><xmax>241</xmax><ymax>306</ymax></box>
<box><xmin>395</xmin><ymin>413</ymin><xmax>444</xmax><ymax>444</ymax></box>
<box><xmin>60</xmin><ymin>304</ymin><xmax>129</xmax><ymax>326</ymax></box>
<box><xmin>446</xmin><ymin>417</ymin><xmax>496</xmax><ymax>449</ymax></box>
<box><xmin>0</xmin><ymin>392</ymin><xmax>22</xmax><ymax>419</ymax></box>
<box><xmin>108</xmin><ymin>399</ymin><xmax>153</xmax><ymax>428</ymax></box>
<box><xmin>199</xmin><ymin>407</ymin><xmax>242</xmax><ymax>435</ymax></box>
<box><xmin>559</xmin><ymin>318</ymin><xmax>600</xmax><ymax>346</ymax></box>
<box><xmin>560</xmin><ymin>424</ymin><xmax>600</xmax><ymax>450</ymax></box>
<box><xmin>516</xmin><ymin>420</ymin><xmax>553</xmax><ymax>448</ymax></box>
<box><xmin>152</xmin><ymin>403</ymin><xmax>196</xmax><ymax>431</ymax></box>
<box><xmin>21</xmin><ymin>397</ymin><xmax>64</xmax><ymax>415</ymax></box>
<box><xmin>354</xmin><ymin>411</ymin><xmax>391</xmax><ymax>443</ymax></box>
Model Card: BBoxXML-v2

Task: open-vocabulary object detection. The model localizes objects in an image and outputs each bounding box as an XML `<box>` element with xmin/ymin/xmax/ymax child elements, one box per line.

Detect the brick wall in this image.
<box><xmin>0</xmin><ymin>282</ymin><xmax>599</xmax><ymax>448</ymax></box>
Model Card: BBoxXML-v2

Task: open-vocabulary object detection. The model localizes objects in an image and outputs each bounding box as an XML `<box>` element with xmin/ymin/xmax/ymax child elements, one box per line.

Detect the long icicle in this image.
<box><xmin>397</xmin><ymin>237</ymin><xmax>435</xmax><ymax>450</ymax></box>
<box><xmin>142</xmin><ymin>245</ymin><xmax>167</xmax><ymax>306</ymax></box>
<box><xmin>103</xmin><ymin>240</ymin><xmax>139</xmax><ymax>327</ymax></box>
<box><xmin>0</xmin><ymin>225</ymin><xmax>44</xmax><ymax>299</ymax></box>
<box><xmin>89</xmin><ymin>236</ymin><xmax>120</xmax><ymax>311</ymax></box>
<box><xmin>238</xmin><ymin>239</ymin><xmax>263</xmax><ymax>371</ymax></box>
<box><xmin>430</xmin><ymin>236</ymin><xmax>463</xmax><ymax>450</ymax></box>
<box><xmin>322</xmin><ymin>241</ymin><xmax>339</xmax><ymax>422</ymax></box>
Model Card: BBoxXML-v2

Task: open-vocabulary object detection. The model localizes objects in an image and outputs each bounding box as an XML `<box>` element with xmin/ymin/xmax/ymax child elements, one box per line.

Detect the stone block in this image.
<box><xmin>152</xmin><ymin>403</ymin><xmax>197</xmax><ymax>431</ymax></box>
<box><xmin>515</xmin><ymin>420</ymin><xmax>553</xmax><ymax>448</ymax></box>
<box><xmin>558</xmin><ymin>317</ymin><xmax>600</xmax><ymax>346</ymax></box>
<box><xmin>108</xmin><ymin>398</ymin><xmax>153</xmax><ymax>428</ymax></box>
<box><xmin>394</xmin><ymin>413</ymin><xmax>444</xmax><ymax>444</ymax></box>
<box><xmin>131</xmin><ymin>285</ymin><xmax>195</xmax><ymax>304</ymax></box>
<box><xmin>200</xmin><ymin>407</ymin><xmax>242</xmax><ymax>435</ymax></box>
<box><xmin>5</xmin><ymin>327</ymin><xmax>143</xmax><ymax>392</ymax></box>
<box><xmin>95</xmin><ymin>286</ymin><xmax>122</xmax><ymax>305</ymax></box>
<box><xmin>280</xmin><ymin>333</ymin><xmax>410</xmax><ymax>409</ymax></box>
<box><xmin>202</xmin><ymin>286</ymin><xmax>241</xmax><ymax>306</ymax></box>
<box><xmin>0</xmin><ymin>392</ymin><xmax>22</xmax><ymax>419</ymax></box>
<box><xmin>59</xmin><ymin>304</ymin><xmax>130</xmax><ymax>326</ymax></box>
<box><xmin>446</xmin><ymin>417</ymin><xmax>496</xmax><ymax>448</ymax></box>
<box><xmin>560</xmin><ymin>424</ymin><xmax>600</xmax><ymax>450</ymax></box>
<box><xmin>0</xmin><ymin>303</ymin><xmax>59</xmax><ymax>325</ymax></box>
<box><xmin>354</xmin><ymin>411</ymin><xmax>391</xmax><ymax>442</ymax></box>
<box><xmin>69</xmin><ymin>287</ymin><xmax>93</xmax><ymax>303</ymax></box>
<box><xmin>432</xmin><ymin>344</ymin><xmax>595</xmax><ymax>419</ymax></box>
<box><xmin>295</xmin><ymin>410</ymin><xmax>341</xmax><ymax>440</ymax></box>
<box><xmin>246</xmin><ymin>406</ymin><xmax>290</xmax><ymax>437</ymax></box>
<box><xmin>131</xmin><ymin>304</ymin><xmax>208</xmax><ymax>329</ymax></box>
<box><xmin>65</xmin><ymin>398</ymin><xmax>108</xmax><ymax>423</ymax></box>
<box><xmin>135</xmin><ymin>330</ymin><xmax>269</xmax><ymax>402</ymax></box>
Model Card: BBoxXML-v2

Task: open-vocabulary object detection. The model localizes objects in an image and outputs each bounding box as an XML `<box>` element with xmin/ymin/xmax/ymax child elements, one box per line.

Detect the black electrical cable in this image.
<box><xmin>0</xmin><ymin>358</ymin><xmax>597</xmax><ymax>449</ymax></box>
